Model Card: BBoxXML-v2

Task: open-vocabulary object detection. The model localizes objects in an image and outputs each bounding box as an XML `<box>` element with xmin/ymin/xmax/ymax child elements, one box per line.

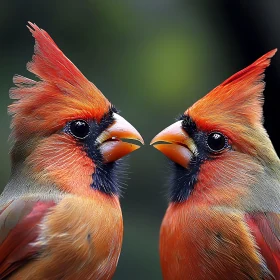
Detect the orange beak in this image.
<box><xmin>150</xmin><ymin>120</ymin><xmax>197</xmax><ymax>168</ymax></box>
<box><xmin>97</xmin><ymin>113</ymin><xmax>144</xmax><ymax>163</ymax></box>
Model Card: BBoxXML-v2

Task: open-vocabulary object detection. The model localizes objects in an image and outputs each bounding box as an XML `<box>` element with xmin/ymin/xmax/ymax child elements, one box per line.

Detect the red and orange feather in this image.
<box><xmin>0</xmin><ymin>22</ymin><xmax>142</xmax><ymax>279</ymax></box>
<box><xmin>9</xmin><ymin>22</ymin><xmax>110</xmax><ymax>141</ymax></box>
<box><xmin>152</xmin><ymin>50</ymin><xmax>280</xmax><ymax>279</ymax></box>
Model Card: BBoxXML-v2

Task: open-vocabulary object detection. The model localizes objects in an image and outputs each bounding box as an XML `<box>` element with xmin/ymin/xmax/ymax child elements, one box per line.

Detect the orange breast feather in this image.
<box><xmin>160</xmin><ymin>203</ymin><xmax>265</xmax><ymax>280</ymax></box>
<box><xmin>1</xmin><ymin>194</ymin><xmax>122</xmax><ymax>280</ymax></box>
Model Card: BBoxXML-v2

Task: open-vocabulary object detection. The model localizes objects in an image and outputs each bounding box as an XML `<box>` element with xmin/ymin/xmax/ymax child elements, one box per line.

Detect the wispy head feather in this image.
<box><xmin>9</xmin><ymin>22</ymin><xmax>110</xmax><ymax>142</ymax></box>
<box><xmin>188</xmin><ymin>49</ymin><xmax>277</xmax><ymax>130</ymax></box>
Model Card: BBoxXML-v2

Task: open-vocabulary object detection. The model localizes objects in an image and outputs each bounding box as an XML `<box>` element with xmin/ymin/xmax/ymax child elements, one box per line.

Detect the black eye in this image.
<box><xmin>69</xmin><ymin>120</ymin><xmax>90</xmax><ymax>139</ymax></box>
<box><xmin>207</xmin><ymin>132</ymin><xmax>227</xmax><ymax>152</ymax></box>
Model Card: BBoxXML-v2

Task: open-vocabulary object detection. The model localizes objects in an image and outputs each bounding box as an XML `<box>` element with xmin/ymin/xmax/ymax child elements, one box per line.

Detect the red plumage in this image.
<box><xmin>0</xmin><ymin>200</ymin><xmax>56</xmax><ymax>279</ymax></box>
<box><xmin>1</xmin><ymin>23</ymin><xmax>143</xmax><ymax>279</ymax></box>
<box><xmin>9</xmin><ymin>22</ymin><xmax>110</xmax><ymax>142</ymax></box>
<box><xmin>152</xmin><ymin>50</ymin><xmax>280</xmax><ymax>279</ymax></box>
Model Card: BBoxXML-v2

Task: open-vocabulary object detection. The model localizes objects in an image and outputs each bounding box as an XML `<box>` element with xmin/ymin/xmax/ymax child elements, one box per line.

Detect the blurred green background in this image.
<box><xmin>1</xmin><ymin>1</ymin><xmax>280</xmax><ymax>279</ymax></box>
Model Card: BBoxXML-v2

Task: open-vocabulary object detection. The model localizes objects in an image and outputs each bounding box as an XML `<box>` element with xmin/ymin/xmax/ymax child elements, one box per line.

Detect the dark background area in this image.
<box><xmin>0</xmin><ymin>1</ymin><xmax>280</xmax><ymax>279</ymax></box>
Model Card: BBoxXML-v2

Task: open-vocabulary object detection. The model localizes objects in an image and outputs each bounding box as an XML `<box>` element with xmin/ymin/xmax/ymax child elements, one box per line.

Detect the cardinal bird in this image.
<box><xmin>0</xmin><ymin>23</ymin><xmax>143</xmax><ymax>279</ymax></box>
<box><xmin>151</xmin><ymin>50</ymin><xmax>280</xmax><ymax>280</ymax></box>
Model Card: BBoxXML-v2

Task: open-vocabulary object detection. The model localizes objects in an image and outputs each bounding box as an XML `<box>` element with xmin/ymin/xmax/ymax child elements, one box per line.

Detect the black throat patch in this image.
<box><xmin>169</xmin><ymin>115</ymin><xmax>206</xmax><ymax>203</ymax></box>
<box><xmin>66</xmin><ymin>106</ymin><xmax>123</xmax><ymax>196</ymax></box>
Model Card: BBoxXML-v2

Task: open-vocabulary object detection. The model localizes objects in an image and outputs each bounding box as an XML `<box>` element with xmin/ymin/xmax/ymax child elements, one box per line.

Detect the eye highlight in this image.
<box><xmin>206</xmin><ymin>132</ymin><xmax>228</xmax><ymax>152</ymax></box>
<box><xmin>69</xmin><ymin>120</ymin><xmax>90</xmax><ymax>139</ymax></box>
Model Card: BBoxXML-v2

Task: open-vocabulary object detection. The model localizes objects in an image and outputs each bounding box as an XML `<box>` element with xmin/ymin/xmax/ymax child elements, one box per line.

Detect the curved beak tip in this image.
<box><xmin>150</xmin><ymin>121</ymin><xmax>185</xmax><ymax>146</ymax></box>
<box><xmin>150</xmin><ymin>136</ymin><xmax>158</xmax><ymax>146</ymax></box>
<box><xmin>149</xmin><ymin>121</ymin><xmax>194</xmax><ymax>168</ymax></box>
<box><xmin>98</xmin><ymin>113</ymin><xmax>144</xmax><ymax>163</ymax></box>
<box><xmin>110</xmin><ymin>113</ymin><xmax>144</xmax><ymax>145</ymax></box>
<box><xmin>138</xmin><ymin>136</ymin><xmax>145</xmax><ymax>145</ymax></box>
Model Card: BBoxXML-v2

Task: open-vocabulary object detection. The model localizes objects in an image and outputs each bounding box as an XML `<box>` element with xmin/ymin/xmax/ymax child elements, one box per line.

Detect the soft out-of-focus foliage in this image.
<box><xmin>1</xmin><ymin>1</ymin><xmax>280</xmax><ymax>279</ymax></box>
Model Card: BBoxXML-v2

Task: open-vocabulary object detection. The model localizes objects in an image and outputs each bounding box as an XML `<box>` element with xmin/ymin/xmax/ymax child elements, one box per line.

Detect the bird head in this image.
<box><xmin>9</xmin><ymin>23</ymin><xmax>144</xmax><ymax>197</ymax></box>
<box><xmin>151</xmin><ymin>50</ymin><xmax>280</xmax><ymax>209</ymax></box>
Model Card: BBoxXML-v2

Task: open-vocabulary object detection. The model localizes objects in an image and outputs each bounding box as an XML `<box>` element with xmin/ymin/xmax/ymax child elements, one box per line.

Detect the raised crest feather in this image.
<box><xmin>188</xmin><ymin>49</ymin><xmax>277</xmax><ymax>130</ymax></box>
<box><xmin>9</xmin><ymin>22</ymin><xmax>110</xmax><ymax>141</ymax></box>
<box><xmin>221</xmin><ymin>49</ymin><xmax>277</xmax><ymax>86</ymax></box>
